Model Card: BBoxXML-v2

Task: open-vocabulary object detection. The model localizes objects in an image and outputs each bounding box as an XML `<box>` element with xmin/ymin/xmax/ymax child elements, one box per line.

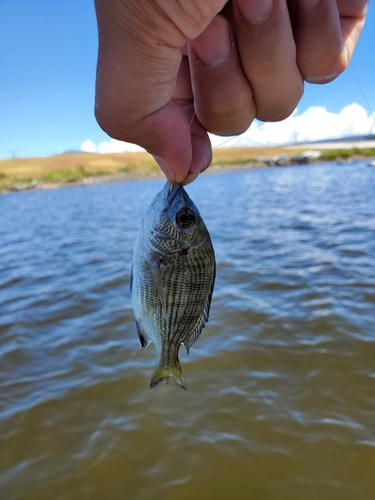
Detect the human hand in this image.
<box><xmin>94</xmin><ymin>0</ymin><xmax>368</xmax><ymax>185</ymax></box>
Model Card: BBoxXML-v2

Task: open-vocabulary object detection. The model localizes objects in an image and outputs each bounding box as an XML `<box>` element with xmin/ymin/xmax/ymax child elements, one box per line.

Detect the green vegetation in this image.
<box><xmin>139</xmin><ymin>159</ymin><xmax>160</xmax><ymax>172</ymax></box>
<box><xmin>119</xmin><ymin>160</ymin><xmax>159</xmax><ymax>174</ymax></box>
<box><xmin>320</xmin><ymin>150</ymin><xmax>353</xmax><ymax>160</ymax></box>
<box><xmin>41</xmin><ymin>166</ymin><xmax>112</xmax><ymax>183</ymax></box>
<box><xmin>351</xmin><ymin>147</ymin><xmax>375</xmax><ymax>156</ymax></box>
<box><xmin>0</xmin><ymin>177</ymin><xmax>36</xmax><ymax>192</ymax></box>
<box><xmin>119</xmin><ymin>165</ymin><xmax>132</xmax><ymax>173</ymax></box>
<box><xmin>0</xmin><ymin>178</ymin><xmax>12</xmax><ymax>191</ymax></box>
<box><xmin>212</xmin><ymin>157</ymin><xmax>257</xmax><ymax>166</ymax></box>
<box><xmin>93</xmin><ymin>170</ymin><xmax>111</xmax><ymax>176</ymax></box>
<box><xmin>41</xmin><ymin>169</ymin><xmax>84</xmax><ymax>183</ymax></box>
<box><xmin>119</xmin><ymin>162</ymin><xmax>138</xmax><ymax>173</ymax></box>
<box><xmin>320</xmin><ymin>148</ymin><xmax>375</xmax><ymax>161</ymax></box>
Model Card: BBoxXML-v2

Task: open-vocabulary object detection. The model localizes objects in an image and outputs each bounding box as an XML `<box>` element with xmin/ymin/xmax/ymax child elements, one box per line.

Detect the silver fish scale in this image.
<box><xmin>159</xmin><ymin>245</ymin><xmax>214</xmax><ymax>350</ymax></box>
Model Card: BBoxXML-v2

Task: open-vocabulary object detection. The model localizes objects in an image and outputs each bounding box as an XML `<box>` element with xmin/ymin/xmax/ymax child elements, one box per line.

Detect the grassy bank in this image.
<box><xmin>0</xmin><ymin>147</ymin><xmax>295</xmax><ymax>192</ymax></box>
<box><xmin>0</xmin><ymin>152</ymin><xmax>161</xmax><ymax>192</ymax></box>
<box><xmin>0</xmin><ymin>146</ymin><xmax>374</xmax><ymax>193</ymax></box>
<box><xmin>0</xmin><ymin>151</ymin><xmax>161</xmax><ymax>178</ymax></box>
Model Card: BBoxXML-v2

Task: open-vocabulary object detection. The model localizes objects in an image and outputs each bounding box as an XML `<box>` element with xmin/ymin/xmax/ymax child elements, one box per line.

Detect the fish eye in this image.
<box><xmin>176</xmin><ymin>208</ymin><xmax>196</xmax><ymax>229</ymax></box>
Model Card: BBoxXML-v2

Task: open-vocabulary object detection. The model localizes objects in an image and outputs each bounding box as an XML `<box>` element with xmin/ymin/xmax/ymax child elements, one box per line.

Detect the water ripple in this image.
<box><xmin>1</xmin><ymin>165</ymin><xmax>375</xmax><ymax>499</ymax></box>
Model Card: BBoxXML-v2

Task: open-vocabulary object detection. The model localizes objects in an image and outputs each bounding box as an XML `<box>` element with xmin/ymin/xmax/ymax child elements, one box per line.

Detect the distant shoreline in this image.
<box><xmin>1</xmin><ymin>144</ymin><xmax>374</xmax><ymax>194</ymax></box>
<box><xmin>0</xmin><ymin>161</ymin><xmax>268</xmax><ymax>194</ymax></box>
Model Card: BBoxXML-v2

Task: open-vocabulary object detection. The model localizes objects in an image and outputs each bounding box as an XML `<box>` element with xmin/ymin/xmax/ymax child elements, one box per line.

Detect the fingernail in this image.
<box><xmin>190</xmin><ymin>16</ymin><xmax>231</xmax><ymax>68</ymax></box>
<box><xmin>305</xmin><ymin>73</ymin><xmax>341</xmax><ymax>84</ymax></box>
<box><xmin>237</xmin><ymin>0</ymin><xmax>273</xmax><ymax>24</ymax></box>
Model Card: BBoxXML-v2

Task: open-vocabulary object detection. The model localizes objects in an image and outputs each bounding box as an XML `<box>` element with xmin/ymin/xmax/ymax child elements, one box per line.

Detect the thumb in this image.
<box><xmin>94</xmin><ymin>0</ymin><xmax>226</xmax><ymax>183</ymax></box>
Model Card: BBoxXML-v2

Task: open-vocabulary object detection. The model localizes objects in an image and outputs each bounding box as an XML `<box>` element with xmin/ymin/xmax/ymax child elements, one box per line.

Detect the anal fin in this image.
<box><xmin>135</xmin><ymin>320</ymin><xmax>151</xmax><ymax>349</ymax></box>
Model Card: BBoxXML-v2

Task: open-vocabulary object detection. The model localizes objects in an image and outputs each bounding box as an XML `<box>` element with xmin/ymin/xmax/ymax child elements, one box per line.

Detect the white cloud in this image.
<box><xmin>81</xmin><ymin>139</ymin><xmax>97</xmax><ymax>153</ymax></box>
<box><xmin>98</xmin><ymin>139</ymin><xmax>146</xmax><ymax>154</ymax></box>
<box><xmin>80</xmin><ymin>138</ymin><xmax>145</xmax><ymax>154</ymax></box>
<box><xmin>82</xmin><ymin>103</ymin><xmax>374</xmax><ymax>154</ymax></box>
<box><xmin>211</xmin><ymin>103</ymin><xmax>374</xmax><ymax>148</ymax></box>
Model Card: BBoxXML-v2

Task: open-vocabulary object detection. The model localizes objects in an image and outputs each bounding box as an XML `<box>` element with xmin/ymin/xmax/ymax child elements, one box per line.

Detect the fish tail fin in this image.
<box><xmin>149</xmin><ymin>359</ymin><xmax>187</xmax><ymax>391</ymax></box>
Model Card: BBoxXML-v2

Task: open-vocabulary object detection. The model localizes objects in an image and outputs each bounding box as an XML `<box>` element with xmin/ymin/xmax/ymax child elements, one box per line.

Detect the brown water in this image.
<box><xmin>1</xmin><ymin>163</ymin><xmax>375</xmax><ymax>499</ymax></box>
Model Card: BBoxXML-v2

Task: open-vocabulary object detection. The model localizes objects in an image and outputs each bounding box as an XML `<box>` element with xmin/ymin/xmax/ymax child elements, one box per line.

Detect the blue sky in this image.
<box><xmin>0</xmin><ymin>0</ymin><xmax>374</xmax><ymax>159</ymax></box>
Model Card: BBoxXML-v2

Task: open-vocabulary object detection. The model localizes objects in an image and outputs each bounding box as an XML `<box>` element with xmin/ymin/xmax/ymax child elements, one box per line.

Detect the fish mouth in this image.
<box><xmin>165</xmin><ymin>182</ymin><xmax>182</xmax><ymax>209</ymax></box>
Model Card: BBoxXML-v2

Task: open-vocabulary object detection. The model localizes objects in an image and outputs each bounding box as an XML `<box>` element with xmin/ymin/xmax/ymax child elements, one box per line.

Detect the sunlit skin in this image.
<box><xmin>94</xmin><ymin>0</ymin><xmax>368</xmax><ymax>185</ymax></box>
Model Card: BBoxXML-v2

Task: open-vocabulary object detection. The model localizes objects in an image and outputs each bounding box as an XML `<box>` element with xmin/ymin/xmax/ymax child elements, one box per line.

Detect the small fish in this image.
<box><xmin>131</xmin><ymin>182</ymin><xmax>215</xmax><ymax>390</ymax></box>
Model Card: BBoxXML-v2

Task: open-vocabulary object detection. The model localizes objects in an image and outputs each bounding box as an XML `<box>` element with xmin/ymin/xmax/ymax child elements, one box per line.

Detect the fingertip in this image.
<box><xmin>181</xmin><ymin>135</ymin><xmax>212</xmax><ymax>186</ymax></box>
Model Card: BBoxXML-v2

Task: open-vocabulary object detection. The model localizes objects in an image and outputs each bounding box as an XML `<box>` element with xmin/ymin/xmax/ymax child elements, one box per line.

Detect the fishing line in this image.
<box><xmin>349</xmin><ymin>61</ymin><xmax>375</xmax><ymax>129</ymax></box>
<box><xmin>211</xmin><ymin>98</ymin><xmax>302</xmax><ymax>150</ymax></box>
<box><xmin>188</xmin><ymin>96</ymin><xmax>302</xmax><ymax>150</ymax></box>
<box><xmin>189</xmin><ymin>110</ymin><xmax>196</xmax><ymax>128</ymax></box>
<box><xmin>195</xmin><ymin>63</ymin><xmax>375</xmax><ymax>151</ymax></box>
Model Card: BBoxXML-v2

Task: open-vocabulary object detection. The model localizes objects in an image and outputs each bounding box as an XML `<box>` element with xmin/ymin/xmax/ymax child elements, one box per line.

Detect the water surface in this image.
<box><xmin>1</xmin><ymin>162</ymin><xmax>375</xmax><ymax>499</ymax></box>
